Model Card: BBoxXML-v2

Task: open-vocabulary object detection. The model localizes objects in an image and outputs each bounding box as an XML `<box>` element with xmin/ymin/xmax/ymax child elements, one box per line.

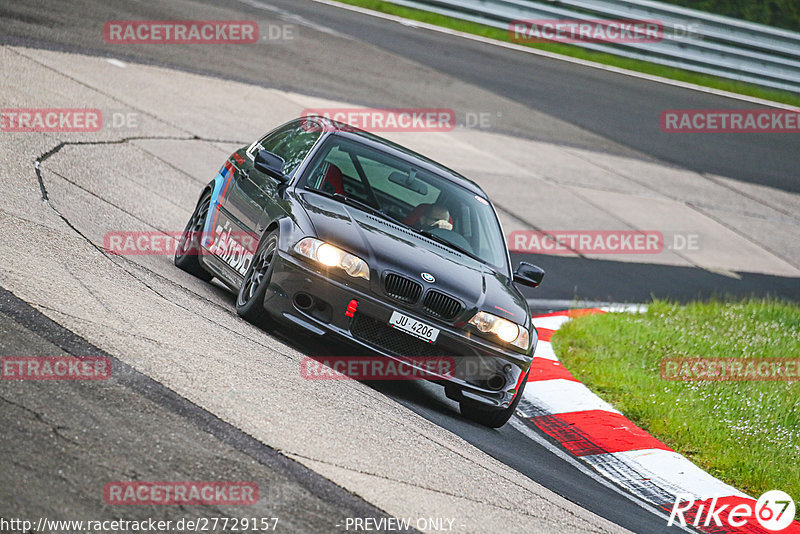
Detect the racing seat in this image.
<box><xmin>403</xmin><ymin>203</ymin><xmax>453</xmax><ymax>227</ymax></box>
<box><xmin>403</xmin><ymin>203</ymin><xmax>434</xmax><ymax>226</ymax></box>
<box><xmin>320</xmin><ymin>162</ymin><xmax>345</xmax><ymax>195</ymax></box>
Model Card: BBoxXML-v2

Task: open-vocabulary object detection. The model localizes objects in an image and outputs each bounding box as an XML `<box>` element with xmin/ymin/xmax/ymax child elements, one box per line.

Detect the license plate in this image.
<box><xmin>389</xmin><ymin>311</ymin><xmax>440</xmax><ymax>343</ymax></box>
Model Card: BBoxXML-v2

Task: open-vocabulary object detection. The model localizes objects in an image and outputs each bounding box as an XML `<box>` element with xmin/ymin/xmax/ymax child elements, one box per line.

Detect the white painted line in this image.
<box><xmin>584</xmin><ymin>449</ymin><xmax>750</xmax><ymax>501</ymax></box>
<box><xmin>518</xmin><ymin>307</ymin><xmax>756</xmax><ymax>528</ymax></box>
<box><xmin>309</xmin><ymin>0</ymin><xmax>799</xmax><ymax>111</ymax></box>
<box><xmin>523</xmin><ymin>379</ymin><xmax>621</xmax><ymax>415</ymax></box>
<box><xmin>529</xmin><ymin>298</ymin><xmax>647</xmax><ymax>313</ymax></box>
<box><xmin>508</xmin><ymin>415</ymin><xmax>694</xmax><ymax>532</ymax></box>
<box><xmin>236</xmin><ymin>0</ymin><xmax>346</xmax><ymax>38</ymax></box>
<box><xmin>532</xmin><ymin>315</ymin><xmax>572</xmax><ymax>331</ymax></box>
<box><xmin>532</xmin><ymin>340</ymin><xmax>558</xmax><ymax>361</ymax></box>
<box><xmin>106</xmin><ymin>58</ymin><xmax>126</xmax><ymax>68</ymax></box>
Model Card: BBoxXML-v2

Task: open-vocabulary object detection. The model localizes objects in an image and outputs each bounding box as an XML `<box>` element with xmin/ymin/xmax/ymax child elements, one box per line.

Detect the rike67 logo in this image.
<box><xmin>668</xmin><ymin>491</ymin><xmax>797</xmax><ymax>531</ymax></box>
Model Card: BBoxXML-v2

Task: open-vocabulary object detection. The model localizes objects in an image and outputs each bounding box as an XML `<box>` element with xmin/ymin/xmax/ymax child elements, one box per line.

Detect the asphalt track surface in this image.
<box><xmin>264</xmin><ymin>0</ymin><xmax>800</xmax><ymax>195</ymax></box>
<box><xmin>0</xmin><ymin>282</ymin><xmax>673</xmax><ymax>534</ymax></box>
<box><xmin>2</xmin><ymin>0</ymin><xmax>798</xmax><ymax>304</ymax></box>
<box><xmin>1</xmin><ymin>0</ymin><xmax>799</xmax><ymax>194</ymax></box>
<box><xmin>0</xmin><ymin>286</ymin><xmax>402</xmax><ymax>533</ymax></box>
<box><xmin>0</xmin><ymin>0</ymin><xmax>797</xmax><ymax>533</ymax></box>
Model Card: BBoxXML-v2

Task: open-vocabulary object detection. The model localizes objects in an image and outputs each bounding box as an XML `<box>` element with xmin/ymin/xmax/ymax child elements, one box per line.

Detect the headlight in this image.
<box><xmin>468</xmin><ymin>311</ymin><xmax>529</xmax><ymax>350</ymax></box>
<box><xmin>294</xmin><ymin>238</ymin><xmax>370</xmax><ymax>280</ymax></box>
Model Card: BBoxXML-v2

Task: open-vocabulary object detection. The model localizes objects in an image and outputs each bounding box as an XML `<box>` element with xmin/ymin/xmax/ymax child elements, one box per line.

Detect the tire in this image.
<box><xmin>459</xmin><ymin>368</ymin><xmax>530</xmax><ymax>428</ymax></box>
<box><xmin>174</xmin><ymin>192</ymin><xmax>213</xmax><ymax>282</ymax></box>
<box><xmin>235</xmin><ymin>229</ymin><xmax>279</xmax><ymax>329</ymax></box>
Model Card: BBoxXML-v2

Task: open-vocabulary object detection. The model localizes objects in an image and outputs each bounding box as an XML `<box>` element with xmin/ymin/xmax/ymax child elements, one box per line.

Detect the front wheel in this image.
<box><xmin>459</xmin><ymin>368</ymin><xmax>529</xmax><ymax>428</ymax></box>
<box><xmin>236</xmin><ymin>229</ymin><xmax>279</xmax><ymax>329</ymax></box>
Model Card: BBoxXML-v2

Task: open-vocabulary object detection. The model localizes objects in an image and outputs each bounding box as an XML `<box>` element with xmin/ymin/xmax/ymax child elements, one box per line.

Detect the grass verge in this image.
<box><xmin>551</xmin><ymin>299</ymin><xmax>800</xmax><ymax>499</ymax></box>
<box><xmin>334</xmin><ymin>0</ymin><xmax>800</xmax><ymax>108</ymax></box>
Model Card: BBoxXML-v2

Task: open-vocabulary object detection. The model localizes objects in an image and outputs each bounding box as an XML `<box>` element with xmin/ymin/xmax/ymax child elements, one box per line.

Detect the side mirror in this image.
<box><xmin>254</xmin><ymin>150</ymin><xmax>287</xmax><ymax>181</ymax></box>
<box><xmin>513</xmin><ymin>262</ymin><xmax>544</xmax><ymax>288</ymax></box>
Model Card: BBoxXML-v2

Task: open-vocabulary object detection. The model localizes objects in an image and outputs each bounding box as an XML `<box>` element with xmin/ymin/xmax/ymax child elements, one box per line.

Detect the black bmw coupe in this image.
<box><xmin>175</xmin><ymin>116</ymin><xmax>544</xmax><ymax>427</ymax></box>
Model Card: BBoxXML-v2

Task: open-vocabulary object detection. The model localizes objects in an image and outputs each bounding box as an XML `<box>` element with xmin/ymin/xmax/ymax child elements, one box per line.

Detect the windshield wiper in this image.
<box><xmin>417</xmin><ymin>229</ymin><xmax>483</xmax><ymax>263</ymax></box>
<box><xmin>330</xmin><ymin>192</ymin><xmax>421</xmax><ymax>230</ymax></box>
<box><xmin>331</xmin><ymin>193</ymin><xmax>382</xmax><ymax>216</ymax></box>
<box><xmin>308</xmin><ymin>189</ymin><xmax>401</xmax><ymax>226</ymax></box>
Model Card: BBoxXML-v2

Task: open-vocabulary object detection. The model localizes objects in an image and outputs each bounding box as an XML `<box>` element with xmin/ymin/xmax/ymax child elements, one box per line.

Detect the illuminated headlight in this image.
<box><xmin>468</xmin><ymin>311</ymin><xmax>529</xmax><ymax>350</ymax></box>
<box><xmin>294</xmin><ymin>238</ymin><xmax>370</xmax><ymax>280</ymax></box>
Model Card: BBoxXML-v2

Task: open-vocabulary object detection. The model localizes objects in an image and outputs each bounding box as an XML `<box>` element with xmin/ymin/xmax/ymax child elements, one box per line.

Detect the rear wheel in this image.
<box><xmin>459</xmin><ymin>368</ymin><xmax>529</xmax><ymax>428</ymax></box>
<box><xmin>174</xmin><ymin>192</ymin><xmax>213</xmax><ymax>282</ymax></box>
<box><xmin>236</xmin><ymin>229</ymin><xmax>279</xmax><ymax>329</ymax></box>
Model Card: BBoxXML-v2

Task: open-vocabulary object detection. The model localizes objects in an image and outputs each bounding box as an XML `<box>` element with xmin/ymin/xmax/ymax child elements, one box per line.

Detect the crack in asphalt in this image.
<box><xmin>31</xmin><ymin>136</ymin><xmax>272</xmax><ymax>338</ymax></box>
<box><xmin>25</xmin><ymin>137</ymin><xmax>670</xmax><ymax>532</ymax></box>
<box><xmin>22</xmin><ymin>131</ymin><xmax>697</xmax><ymax>532</ymax></box>
<box><xmin>0</xmin><ymin>394</ymin><xmax>80</xmax><ymax>446</ymax></box>
<box><xmin>65</xmin><ymin>258</ymin><xmax>122</xmax><ymax>324</ymax></box>
<box><xmin>34</xmin><ymin>136</ymin><xmax>241</xmax><ymax>209</ymax></box>
<box><xmin>28</xmin><ymin>138</ymin><xmax>478</xmax><ymax>423</ymax></box>
<box><xmin>27</xmin><ymin>138</ymin><xmax>455</xmax><ymax>436</ymax></box>
<box><xmin>43</xmin><ymin>163</ymin><xmax>187</xmax><ymax>229</ymax></box>
<box><xmin>21</xmin><ymin>143</ymin><xmax>599</xmax><ymax>525</ymax></box>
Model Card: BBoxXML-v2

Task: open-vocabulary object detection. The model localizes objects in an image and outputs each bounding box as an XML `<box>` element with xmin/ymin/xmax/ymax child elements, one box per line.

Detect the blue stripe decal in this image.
<box><xmin>203</xmin><ymin>163</ymin><xmax>232</xmax><ymax>247</ymax></box>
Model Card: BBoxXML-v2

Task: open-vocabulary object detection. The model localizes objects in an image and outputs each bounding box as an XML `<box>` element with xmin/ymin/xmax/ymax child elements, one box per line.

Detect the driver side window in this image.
<box><xmin>251</xmin><ymin>120</ymin><xmax>321</xmax><ymax>178</ymax></box>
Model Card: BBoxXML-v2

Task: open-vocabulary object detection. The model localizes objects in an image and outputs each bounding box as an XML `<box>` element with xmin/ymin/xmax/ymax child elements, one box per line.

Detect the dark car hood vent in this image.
<box><xmin>363</xmin><ymin>215</ymin><xmax>463</xmax><ymax>258</ymax></box>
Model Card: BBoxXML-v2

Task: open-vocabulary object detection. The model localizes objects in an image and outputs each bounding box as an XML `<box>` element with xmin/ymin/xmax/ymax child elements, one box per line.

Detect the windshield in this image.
<box><xmin>302</xmin><ymin>136</ymin><xmax>509</xmax><ymax>273</ymax></box>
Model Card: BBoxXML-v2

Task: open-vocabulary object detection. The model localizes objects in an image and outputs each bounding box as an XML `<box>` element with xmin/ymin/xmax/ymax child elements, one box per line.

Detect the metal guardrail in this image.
<box><xmin>386</xmin><ymin>0</ymin><xmax>800</xmax><ymax>94</ymax></box>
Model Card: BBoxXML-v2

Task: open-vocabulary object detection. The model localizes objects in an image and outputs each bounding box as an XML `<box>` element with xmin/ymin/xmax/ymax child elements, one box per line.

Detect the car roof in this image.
<box><xmin>305</xmin><ymin>116</ymin><xmax>488</xmax><ymax>198</ymax></box>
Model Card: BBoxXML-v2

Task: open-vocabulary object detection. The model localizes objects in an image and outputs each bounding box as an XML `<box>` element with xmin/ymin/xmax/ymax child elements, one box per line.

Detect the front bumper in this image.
<box><xmin>264</xmin><ymin>250</ymin><xmax>533</xmax><ymax>410</ymax></box>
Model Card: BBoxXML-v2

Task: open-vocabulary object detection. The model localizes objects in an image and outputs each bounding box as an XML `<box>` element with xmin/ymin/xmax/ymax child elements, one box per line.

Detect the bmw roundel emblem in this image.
<box><xmin>421</xmin><ymin>272</ymin><xmax>435</xmax><ymax>283</ymax></box>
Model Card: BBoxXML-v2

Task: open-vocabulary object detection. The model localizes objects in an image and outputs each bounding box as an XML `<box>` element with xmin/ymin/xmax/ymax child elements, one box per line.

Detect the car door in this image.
<box><xmin>211</xmin><ymin>120</ymin><xmax>322</xmax><ymax>278</ymax></box>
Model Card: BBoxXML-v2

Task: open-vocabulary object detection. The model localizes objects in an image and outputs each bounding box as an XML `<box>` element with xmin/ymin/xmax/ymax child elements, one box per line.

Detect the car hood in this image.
<box><xmin>298</xmin><ymin>192</ymin><xmax>529</xmax><ymax>327</ymax></box>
